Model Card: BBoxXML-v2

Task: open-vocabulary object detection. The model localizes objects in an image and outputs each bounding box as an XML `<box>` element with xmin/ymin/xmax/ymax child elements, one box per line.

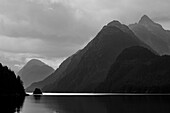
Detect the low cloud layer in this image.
<box><xmin>0</xmin><ymin>0</ymin><xmax>170</xmax><ymax>71</ymax></box>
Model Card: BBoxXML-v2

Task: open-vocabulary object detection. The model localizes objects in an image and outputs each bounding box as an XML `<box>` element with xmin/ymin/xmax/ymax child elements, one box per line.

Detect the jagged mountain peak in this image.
<box><xmin>27</xmin><ymin>17</ymin><xmax>154</xmax><ymax>92</ymax></box>
<box><xmin>138</xmin><ymin>15</ymin><xmax>163</xmax><ymax>29</ymax></box>
<box><xmin>139</xmin><ymin>15</ymin><xmax>154</xmax><ymax>24</ymax></box>
<box><xmin>107</xmin><ymin>20</ymin><xmax>122</xmax><ymax>27</ymax></box>
<box><xmin>106</xmin><ymin>20</ymin><xmax>135</xmax><ymax>36</ymax></box>
<box><xmin>129</xmin><ymin>14</ymin><xmax>169</xmax><ymax>55</ymax></box>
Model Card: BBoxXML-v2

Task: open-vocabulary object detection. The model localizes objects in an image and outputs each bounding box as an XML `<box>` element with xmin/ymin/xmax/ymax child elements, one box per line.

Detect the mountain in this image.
<box><xmin>53</xmin><ymin>21</ymin><xmax>148</xmax><ymax>92</ymax></box>
<box><xmin>0</xmin><ymin>63</ymin><xmax>25</xmax><ymax>95</ymax></box>
<box><xmin>96</xmin><ymin>46</ymin><xmax>170</xmax><ymax>93</ymax></box>
<box><xmin>129</xmin><ymin>15</ymin><xmax>170</xmax><ymax>55</ymax></box>
<box><xmin>18</xmin><ymin>59</ymin><xmax>54</xmax><ymax>88</ymax></box>
<box><xmin>26</xmin><ymin>51</ymin><xmax>86</xmax><ymax>92</ymax></box>
<box><xmin>26</xmin><ymin>20</ymin><xmax>152</xmax><ymax>92</ymax></box>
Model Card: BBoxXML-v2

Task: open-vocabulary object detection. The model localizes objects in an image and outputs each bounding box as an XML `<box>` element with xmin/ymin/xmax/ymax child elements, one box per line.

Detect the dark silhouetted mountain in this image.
<box><xmin>18</xmin><ymin>59</ymin><xmax>54</xmax><ymax>88</ymax></box>
<box><xmin>96</xmin><ymin>46</ymin><xmax>170</xmax><ymax>93</ymax></box>
<box><xmin>129</xmin><ymin>15</ymin><xmax>170</xmax><ymax>55</ymax></box>
<box><xmin>28</xmin><ymin>20</ymin><xmax>151</xmax><ymax>93</ymax></box>
<box><xmin>0</xmin><ymin>63</ymin><xmax>25</xmax><ymax>95</ymax></box>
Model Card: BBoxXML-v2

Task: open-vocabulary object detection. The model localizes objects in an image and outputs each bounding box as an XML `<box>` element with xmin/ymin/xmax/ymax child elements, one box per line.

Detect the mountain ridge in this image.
<box><xmin>18</xmin><ymin>59</ymin><xmax>54</xmax><ymax>88</ymax></box>
<box><xmin>39</xmin><ymin>20</ymin><xmax>149</xmax><ymax>92</ymax></box>
<box><xmin>25</xmin><ymin>15</ymin><xmax>170</xmax><ymax>93</ymax></box>
<box><xmin>139</xmin><ymin>15</ymin><xmax>155</xmax><ymax>24</ymax></box>
<box><xmin>129</xmin><ymin>15</ymin><xmax>170</xmax><ymax>55</ymax></box>
<box><xmin>96</xmin><ymin>46</ymin><xmax>170</xmax><ymax>93</ymax></box>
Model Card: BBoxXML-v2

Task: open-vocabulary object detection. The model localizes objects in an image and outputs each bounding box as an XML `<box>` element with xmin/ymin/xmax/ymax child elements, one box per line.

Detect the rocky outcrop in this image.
<box><xmin>33</xmin><ymin>88</ymin><xmax>42</xmax><ymax>94</ymax></box>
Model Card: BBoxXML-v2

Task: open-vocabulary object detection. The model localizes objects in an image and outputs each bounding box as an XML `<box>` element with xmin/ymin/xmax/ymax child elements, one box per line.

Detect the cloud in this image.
<box><xmin>0</xmin><ymin>50</ymin><xmax>40</xmax><ymax>71</ymax></box>
<box><xmin>0</xmin><ymin>50</ymin><xmax>65</xmax><ymax>72</ymax></box>
<box><xmin>0</xmin><ymin>35</ymin><xmax>44</xmax><ymax>53</ymax></box>
<box><xmin>0</xmin><ymin>0</ymin><xmax>99</xmax><ymax>56</ymax></box>
<box><xmin>0</xmin><ymin>0</ymin><xmax>98</xmax><ymax>41</ymax></box>
<box><xmin>0</xmin><ymin>0</ymin><xmax>170</xmax><ymax>72</ymax></box>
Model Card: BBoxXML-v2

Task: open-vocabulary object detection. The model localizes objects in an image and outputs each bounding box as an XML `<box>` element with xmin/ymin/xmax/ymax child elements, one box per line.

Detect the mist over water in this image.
<box><xmin>2</xmin><ymin>95</ymin><xmax>170</xmax><ymax>113</ymax></box>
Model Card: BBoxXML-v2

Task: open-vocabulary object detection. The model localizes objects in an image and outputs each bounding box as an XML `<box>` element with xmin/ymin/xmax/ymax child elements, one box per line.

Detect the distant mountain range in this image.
<box><xmin>26</xmin><ymin>15</ymin><xmax>170</xmax><ymax>93</ymax></box>
<box><xmin>27</xmin><ymin>16</ymin><xmax>152</xmax><ymax>92</ymax></box>
<box><xmin>18</xmin><ymin>59</ymin><xmax>54</xmax><ymax>88</ymax></box>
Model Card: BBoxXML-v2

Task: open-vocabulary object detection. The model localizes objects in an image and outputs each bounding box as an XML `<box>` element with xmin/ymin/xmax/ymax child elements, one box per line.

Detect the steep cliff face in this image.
<box><xmin>129</xmin><ymin>15</ymin><xmax>170</xmax><ymax>55</ymax></box>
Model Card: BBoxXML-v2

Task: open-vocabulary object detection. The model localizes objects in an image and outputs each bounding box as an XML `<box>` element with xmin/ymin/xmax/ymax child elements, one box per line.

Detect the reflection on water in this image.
<box><xmin>1</xmin><ymin>96</ymin><xmax>25</xmax><ymax>113</ymax></box>
<box><xmin>2</xmin><ymin>95</ymin><xmax>170</xmax><ymax>113</ymax></box>
<box><xmin>33</xmin><ymin>95</ymin><xmax>41</xmax><ymax>102</ymax></box>
<box><xmin>40</xmin><ymin>95</ymin><xmax>170</xmax><ymax>113</ymax></box>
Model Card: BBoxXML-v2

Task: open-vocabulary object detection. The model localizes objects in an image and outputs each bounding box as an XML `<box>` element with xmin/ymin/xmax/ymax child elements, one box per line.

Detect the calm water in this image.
<box><xmin>2</xmin><ymin>94</ymin><xmax>170</xmax><ymax>113</ymax></box>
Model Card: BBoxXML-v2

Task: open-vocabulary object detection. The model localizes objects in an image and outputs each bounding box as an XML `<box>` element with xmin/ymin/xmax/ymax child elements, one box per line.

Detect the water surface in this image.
<box><xmin>2</xmin><ymin>94</ymin><xmax>170</xmax><ymax>113</ymax></box>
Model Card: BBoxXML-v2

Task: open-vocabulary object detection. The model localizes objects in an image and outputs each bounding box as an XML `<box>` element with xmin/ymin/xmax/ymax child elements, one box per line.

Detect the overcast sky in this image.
<box><xmin>0</xmin><ymin>0</ymin><xmax>170</xmax><ymax>72</ymax></box>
